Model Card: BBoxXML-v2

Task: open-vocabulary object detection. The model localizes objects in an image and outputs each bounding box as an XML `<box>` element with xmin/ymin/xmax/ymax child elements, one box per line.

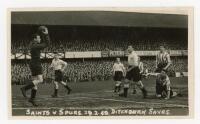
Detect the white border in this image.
<box><xmin>0</xmin><ymin>0</ymin><xmax>200</xmax><ymax>124</ymax></box>
<box><xmin>7</xmin><ymin>7</ymin><xmax>194</xmax><ymax>119</ymax></box>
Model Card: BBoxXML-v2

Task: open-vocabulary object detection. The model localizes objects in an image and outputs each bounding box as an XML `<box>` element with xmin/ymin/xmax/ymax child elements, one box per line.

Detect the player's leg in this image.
<box><xmin>117</xmin><ymin>71</ymin><xmax>123</xmax><ymax>92</ymax></box>
<box><xmin>135</xmin><ymin>80</ymin><xmax>147</xmax><ymax>98</ymax></box>
<box><xmin>20</xmin><ymin>66</ymin><xmax>42</xmax><ymax>98</ymax></box>
<box><xmin>114</xmin><ymin>81</ymin><xmax>121</xmax><ymax>93</ymax></box>
<box><xmin>171</xmin><ymin>91</ymin><xmax>178</xmax><ymax>98</ymax></box>
<box><xmin>20</xmin><ymin>80</ymin><xmax>35</xmax><ymax>98</ymax></box>
<box><xmin>114</xmin><ymin>71</ymin><xmax>122</xmax><ymax>93</ymax></box>
<box><xmin>119</xmin><ymin>69</ymin><xmax>131</xmax><ymax>97</ymax></box>
<box><xmin>114</xmin><ymin>82</ymin><xmax>117</xmax><ymax>93</ymax></box>
<box><xmin>52</xmin><ymin>70</ymin><xmax>60</xmax><ymax>97</ymax></box>
<box><xmin>28</xmin><ymin>85</ymin><xmax>38</xmax><ymax>106</ymax></box>
<box><xmin>155</xmin><ymin>67</ymin><xmax>167</xmax><ymax>97</ymax></box>
<box><xmin>124</xmin><ymin>79</ymin><xmax>130</xmax><ymax>97</ymax></box>
<box><xmin>162</xmin><ymin>85</ymin><xmax>177</xmax><ymax>100</ymax></box>
<box><xmin>156</xmin><ymin>81</ymin><xmax>161</xmax><ymax>97</ymax></box>
<box><xmin>134</xmin><ymin>67</ymin><xmax>147</xmax><ymax>98</ymax></box>
<box><xmin>132</xmin><ymin>82</ymin><xmax>137</xmax><ymax>94</ymax></box>
<box><xmin>133</xmin><ymin>84</ymin><xmax>137</xmax><ymax>94</ymax></box>
<box><xmin>155</xmin><ymin>74</ymin><xmax>164</xmax><ymax>97</ymax></box>
<box><xmin>120</xmin><ymin>79</ymin><xmax>130</xmax><ymax>97</ymax></box>
<box><xmin>60</xmin><ymin>81</ymin><xmax>72</xmax><ymax>94</ymax></box>
<box><xmin>52</xmin><ymin>81</ymin><xmax>59</xmax><ymax>97</ymax></box>
<box><xmin>21</xmin><ymin>66</ymin><xmax>34</xmax><ymax>98</ymax></box>
<box><xmin>21</xmin><ymin>64</ymin><xmax>41</xmax><ymax>98</ymax></box>
<box><xmin>28</xmin><ymin>74</ymin><xmax>43</xmax><ymax>106</ymax></box>
<box><xmin>121</xmin><ymin>68</ymin><xmax>137</xmax><ymax>97</ymax></box>
<box><xmin>162</xmin><ymin>90</ymin><xmax>178</xmax><ymax>99</ymax></box>
<box><xmin>58</xmin><ymin>70</ymin><xmax>71</xmax><ymax>94</ymax></box>
<box><xmin>113</xmin><ymin>71</ymin><xmax>117</xmax><ymax>92</ymax></box>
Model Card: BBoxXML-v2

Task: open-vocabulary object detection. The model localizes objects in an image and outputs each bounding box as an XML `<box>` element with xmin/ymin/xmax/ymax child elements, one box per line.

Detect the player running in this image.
<box><xmin>120</xmin><ymin>45</ymin><xmax>147</xmax><ymax>98</ymax></box>
<box><xmin>50</xmin><ymin>53</ymin><xmax>72</xmax><ymax>97</ymax></box>
<box><xmin>20</xmin><ymin>26</ymin><xmax>50</xmax><ymax>106</ymax></box>
<box><xmin>113</xmin><ymin>58</ymin><xmax>125</xmax><ymax>93</ymax></box>
<box><xmin>155</xmin><ymin>45</ymin><xmax>171</xmax><ymax>97</ymax></box>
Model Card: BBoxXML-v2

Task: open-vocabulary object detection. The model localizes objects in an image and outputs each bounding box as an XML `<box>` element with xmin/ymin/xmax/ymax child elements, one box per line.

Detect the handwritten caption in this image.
<box><xmin>25</xmin><ymin>108</ymin><xmax>171</xmax><ymax>116</ymax></box>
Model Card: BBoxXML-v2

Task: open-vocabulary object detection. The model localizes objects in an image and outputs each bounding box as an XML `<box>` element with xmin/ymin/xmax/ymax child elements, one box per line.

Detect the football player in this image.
<box><xmin>155</xmin><ymin>45</ymin><xmax>171</xmax><ymax>73</ymax></box>
<box><xmin>50</xmin><ymin>53</ymin><xmax>72</xmax><ymax>97</ymax></box>
<box><xmin>155</xmin><ymin>45</ymin><xmax>171</xmax><ymax>97</ymax></box>
<box><xmin>21</xmin><ymin>26</ymin><xmax>50</xmax><ymax>106</ymax></box>
<box><xmin>120</xmin><ymin>45</ymin><xmax>147</xmax><ymax>98</ymax></box>
<box><xmin>113</xmin><ymin>58</ymin><xmax>125</xmax><ymax>93</ymax></box>
<box><xmin>156</xmin><ymin>71</ymin><xmax>177</xmax><ymax>99</ymax></box>
<box><xmin>131</xmin><ymin>56</ymin><xmax>144</xmax><ymax>94</ymax></box>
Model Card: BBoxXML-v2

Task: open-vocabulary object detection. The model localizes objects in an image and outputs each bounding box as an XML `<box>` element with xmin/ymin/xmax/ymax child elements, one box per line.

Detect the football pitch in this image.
<box><xmin>11</xmin><ymin>77</ymin><xmax>188</xmax><ymax>116</ymax></box>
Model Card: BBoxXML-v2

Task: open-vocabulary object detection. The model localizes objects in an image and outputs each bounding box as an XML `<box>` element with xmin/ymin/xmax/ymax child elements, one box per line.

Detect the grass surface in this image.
<box><xmin>12</xmin><ymin>77</ymin><xmax>188</xmax><ymax>116</ymax></box>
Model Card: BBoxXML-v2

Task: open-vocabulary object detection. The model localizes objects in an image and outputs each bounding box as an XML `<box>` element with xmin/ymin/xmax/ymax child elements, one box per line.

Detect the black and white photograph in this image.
<box><xmin>8</xmin><ymin>8</ymin><xmax>193</xmax><ymax>117</ymax></box>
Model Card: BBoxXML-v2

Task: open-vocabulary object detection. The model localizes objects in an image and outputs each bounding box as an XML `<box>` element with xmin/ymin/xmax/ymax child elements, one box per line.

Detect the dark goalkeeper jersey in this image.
<box><xmin>30</xmin><ymin>34</ymin><xmax>50</xmax><ymax>64</ymax></box>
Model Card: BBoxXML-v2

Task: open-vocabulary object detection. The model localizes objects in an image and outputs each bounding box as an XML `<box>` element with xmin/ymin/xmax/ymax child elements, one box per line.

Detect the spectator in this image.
<box><xmin>11</xmin><ymin>57</ymin><xmax>187</xmax><ymax>84</ymax></box>
<box><xmin>11</xmin><ymin>39</ymin><xmax>187</xmax><ymax>53</ymax></box>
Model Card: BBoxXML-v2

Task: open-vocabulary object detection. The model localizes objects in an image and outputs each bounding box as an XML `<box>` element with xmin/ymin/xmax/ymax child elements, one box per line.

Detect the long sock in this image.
<box><xmin>22</xmin><ymin>82</ymin><xmax>35</xmax><ymax>91</ymax></box>
<box><xmin>124</xmin><ymin>88</ymin><xmax>128</xmax><ymax>97</ymax></box>
<box><xmin>114</xmin><ymin>86</ymin><xmax>117</xmax><ymax>92</ymax></box>
<box><xmin>141</xmin><ymin>87</ymin><xmax>146</xmax><ymax>92</ymax></box>
<box><xmin>30</xmin><ymin>89</ymin><xmax>37</xmax><ymax>99</ymax></box>
<box><xmin>141</xmin><ymin>87</ymin><xmax>147</xmax><ymax>97</ymax></box>
<box><xmin>65</xmin><ymin>85</ymin><xmax>71</xmax><ymax>91</ymax></box>
<box><xmin>54</xmin><ymin>89</ymin><xmax>58</xmax><ymax>96</ymax></box>
<box><xmin>118</xmin><ymin>85</ymin><xmax>121</xmax><ymax>92</ymax></box>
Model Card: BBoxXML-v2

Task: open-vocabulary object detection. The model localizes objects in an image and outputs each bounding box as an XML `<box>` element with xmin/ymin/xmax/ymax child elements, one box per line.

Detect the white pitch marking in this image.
<box><xmin>70</xmin><ymin>96</ymin><xmax>188</xmax><ymax>108</ymax></box>
<box><xmin>13</xmin><ymin>90</ymin><xmax>188</xmax><ymax>109</ymax></box>
<box><xmin>13</xmin><ymin>96</ymin><xmax>188</xmax><ymax>110</ymax></box>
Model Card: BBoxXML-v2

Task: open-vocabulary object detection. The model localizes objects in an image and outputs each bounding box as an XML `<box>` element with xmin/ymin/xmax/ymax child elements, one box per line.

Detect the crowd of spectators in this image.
<box><xmin>11</xmin><ymin>26</ymin><xmax>188</xmax><ymax>85</ymax></box>
<box><xmin>11</xmin><ymin>57</ymin><xmax>188</xmax><ymax>85</ymax></box>
<box><xmin>11</xmin><ymin>39</ymin><xmax>187</xmax><ymax>53</ymax></box>
<box><xmin>11</xmin><ymin>63</ymin><xmax>31</xmax><ymax>85</ymax></box>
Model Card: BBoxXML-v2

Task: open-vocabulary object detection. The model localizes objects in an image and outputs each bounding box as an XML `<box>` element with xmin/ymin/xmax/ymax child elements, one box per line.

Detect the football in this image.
<box><xmin>38</xmin><ymin>26</ymin><xmax>47</xmax><ymax>33</ymax></box>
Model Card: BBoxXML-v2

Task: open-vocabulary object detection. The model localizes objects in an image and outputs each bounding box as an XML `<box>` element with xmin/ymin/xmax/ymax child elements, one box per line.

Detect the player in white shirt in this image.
<box><xmin>50</xmin><ymin>53</ymin><xmax>71</xmax><ymax>97</ymax></box>
<box><xmin>120</xmin><ymin>45</ymin><xmax>147</xmax><ymax>98</ymax></box>
<box><xmin>113</xmin><ymin>58</ymin><xmax>125</xmax><ymax>93</ymax></box>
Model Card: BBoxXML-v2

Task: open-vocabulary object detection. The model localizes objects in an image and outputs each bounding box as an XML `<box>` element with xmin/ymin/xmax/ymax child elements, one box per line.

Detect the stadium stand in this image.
<box><xmin>11</xmin><ymin>39</ymin><xmax>187</xmax><ymax>53</ymax></box>
<box><xmin>11</xmin><ymin>57</ymin><xmax>187</xmax><ymax>84</ymax></box>
<box><xmin>11</xmin><ymin>25</ymin><xmax>188</xmax><ymax>84</ymax></box>
<box><xmin>11</xmin><ymin>25</ymin><xmax>187</xmax><ymax>53</ymax></box>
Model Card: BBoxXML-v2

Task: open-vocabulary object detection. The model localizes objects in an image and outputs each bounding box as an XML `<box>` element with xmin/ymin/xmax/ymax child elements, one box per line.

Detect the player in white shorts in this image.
<box><xmin>113</xmin><ymin>58</ymin><xmax>125</xmax><ymax>93</ymax></box>
<box><xmin>50</xmin><ymin>53</ymin><xmax>71</xmax><ymax>97</ymax></box>
<box><xmin>120</xmin><ymin>45</ymin><xmax>147</xmax><ymax>98</ymax></box>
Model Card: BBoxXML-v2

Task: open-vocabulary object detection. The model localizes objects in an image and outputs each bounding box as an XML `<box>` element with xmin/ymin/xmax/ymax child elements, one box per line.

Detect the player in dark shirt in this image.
<box><xmin>21</xmin><ymin>26</ymin><xmax>50</xmax><ymax>106</ymax></box>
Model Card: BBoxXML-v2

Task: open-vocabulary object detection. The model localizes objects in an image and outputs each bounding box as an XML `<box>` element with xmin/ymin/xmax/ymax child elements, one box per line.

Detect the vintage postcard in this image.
<box><xmin>8</xmin><ymin>7</ymin><xmax>194</xmax><ymax>118</ymax></box>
